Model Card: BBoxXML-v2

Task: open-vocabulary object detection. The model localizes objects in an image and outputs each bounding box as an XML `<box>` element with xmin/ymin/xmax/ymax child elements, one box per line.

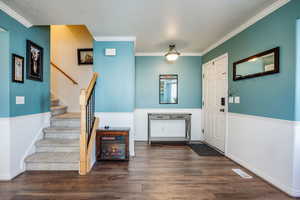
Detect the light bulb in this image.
<box><xmin>166</xmin><ymin>53</ymin><xmax>179</xmax><ymax>61</ymax></box>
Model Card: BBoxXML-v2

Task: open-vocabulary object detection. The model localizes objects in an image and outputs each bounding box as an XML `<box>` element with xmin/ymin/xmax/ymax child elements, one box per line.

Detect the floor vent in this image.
<box><xmin>232</xmin><ymin>169</ymin><xmax>253</xmax><ymax>179</ymax></box>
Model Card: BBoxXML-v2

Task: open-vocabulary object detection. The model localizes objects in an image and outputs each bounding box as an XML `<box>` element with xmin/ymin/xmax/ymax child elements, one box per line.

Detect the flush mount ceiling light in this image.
<box><xmin>165</xmin><ymin>44</ymin><xmax>180</xmax><ymax>62</ymax></box>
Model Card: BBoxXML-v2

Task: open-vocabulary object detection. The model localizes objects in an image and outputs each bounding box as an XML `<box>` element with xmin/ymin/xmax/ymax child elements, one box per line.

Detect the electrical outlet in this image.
<box><xmin>229</xmin><ymin>97</ymin><xmax>234</xmax><ymax>103</ymax></box>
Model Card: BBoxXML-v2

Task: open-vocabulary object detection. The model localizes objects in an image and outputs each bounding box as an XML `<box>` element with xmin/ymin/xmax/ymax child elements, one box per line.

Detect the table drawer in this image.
<box><xmin>170</xmin><ymin>115</ymin><xmax>188</xmax><ymax>120</ymax></box>
<box><xmin>150</xmin><ymin>115</ymin><xmax>170</xmax><ymax>120</ymax></box>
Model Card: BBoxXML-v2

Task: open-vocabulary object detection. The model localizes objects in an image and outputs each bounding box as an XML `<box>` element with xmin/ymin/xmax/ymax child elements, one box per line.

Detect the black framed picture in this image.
<box><xmin>12</xmin><ymin>54</ymin><xmax>24</xmax><ymax>83</ymax></box>
<box><xmin>77</xmin><ymin>48</ymin><xmax>93</xmax><ymax>65</ymax></box>
<box><xmin>26</xmin><ymin>40</ymin><xmax>43</xmax><ymax>81</ymax></box>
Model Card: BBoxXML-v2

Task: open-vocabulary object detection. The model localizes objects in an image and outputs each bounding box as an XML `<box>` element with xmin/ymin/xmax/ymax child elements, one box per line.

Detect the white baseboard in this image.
<box><xmin>226</xmin><ymin>112</ymin><xmax>300</xmax><ymax>197</ymax></box>
<box><xmin>0</xmin><ymin>112</ymin><xmax>51</xmax><ymax>180</ymax></box>
<box><xmin>20</xmin><ymin>112</ymin><xmax>51</xmax><ymax>172</ymax></box>
<box><xmin>227</xmin><ymin>152</ymin><xmax>300</xmax><ymax>197</ymax></box>
<box><xmin>0</xmin><ymin>175</ymin><xmax>11</xmax><ymax>181</ymax></box>
<box><xmin>0</xmin><ymin>117</ymin><xmax>11</xmax><ymax>180</ymax></box>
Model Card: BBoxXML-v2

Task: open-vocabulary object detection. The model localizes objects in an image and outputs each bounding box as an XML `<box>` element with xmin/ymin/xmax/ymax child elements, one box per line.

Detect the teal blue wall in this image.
<box><xmin>94</xmin><ymin>41</ymin><xmax>135</xmax><ymax>112</ymax></box>
<box><xmin>135</xmin><ymin>56</ymin><xmax>202</xmax><ymax>108</ymax></box>
<box><xmin>0</xmin><ymin>30</ymin><xmax>10</xmax><ymax>117</ymax></box>
<box><xmin>0</xmin><ymin>10</ymin><xmax>50</xmax><ymax>117</ymax></box>
<box><xmin>203</xmin><ymin>0</ymin><xmax>300</xmax><ymax>121</ymax></box>
<box><xmin>296</xmin><ymin>19</ymin><xmax>300</xmax><ymax>121</ymax></box>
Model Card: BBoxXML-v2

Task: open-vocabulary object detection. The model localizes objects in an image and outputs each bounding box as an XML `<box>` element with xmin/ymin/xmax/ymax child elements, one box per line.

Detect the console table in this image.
<box><xmin>147</xmin><ymin>113</ymin><xmax>192</xmax><ymax>144</ymax></box>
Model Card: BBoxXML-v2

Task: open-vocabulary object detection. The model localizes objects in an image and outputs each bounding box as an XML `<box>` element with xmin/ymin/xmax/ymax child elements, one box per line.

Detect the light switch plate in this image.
<box><xmin>16</xmin><ymin>96</ymin><xmax>25</xmax><ymax>104</ymax></box>
<box><xmin>234</xmin><ymin>96</ymin><xmax>240</xmax><ymax>104</ymax></box>
<box><xmin>229</xmin><ymin>97</ymin><xmax>234</xmax><ymax>103</ymax></box>
<box><xmin>105</xmin><ymin>48</ymin><xmax>116</xmax><ymax>56</ymax></box>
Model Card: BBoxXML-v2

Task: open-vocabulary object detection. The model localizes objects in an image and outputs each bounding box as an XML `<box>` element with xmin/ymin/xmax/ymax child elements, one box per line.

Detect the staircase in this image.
<box><xmin>25</xmin><ymin>96</ymin><xmax>81</xmax><ymax>171</ymax></box>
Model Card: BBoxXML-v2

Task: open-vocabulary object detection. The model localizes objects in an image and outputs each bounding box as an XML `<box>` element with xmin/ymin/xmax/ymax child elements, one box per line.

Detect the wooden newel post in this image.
<box><xmin>79</xmin><ymin>89</ymin><xmax>87</xmax><ymax>175</ymax></box>
<box><xmin>79</xmin><ymin>72</ymin><xmax>99</xmax><ymax>175</ymax></box>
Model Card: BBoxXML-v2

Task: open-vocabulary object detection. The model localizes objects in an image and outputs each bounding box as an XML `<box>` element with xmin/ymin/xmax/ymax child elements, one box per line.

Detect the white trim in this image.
<box><xmin>0</xmin><ymin>112</ymin><xmax>50</xmax><ymax>180</ymax></box>
<box><xmin>0</xmin><ymin>175</ymin><xmax>11</xmax><ymax>180</ymax></box>
<box><xmin>227</xmin><ymin>152</ymin><xmax>300</xmax><ymax>197</ymax></box>
<box><xmin>0</xmin><ymin>1</ymin><xmax>33</xmax><ymax>28</ymax></box>
<box><xmin>226</xmin><ymin>112</ymin><xmax>300</xmax><ymax>197</ymax></box>
<box><xmin>202</xmin><ymin>53</ymin><xmax>229</xmax><ymax>153</ymax></box>
<box><xmin>9</xmin><ymin>112</ymin><xmax>51</xmax><ymax>120</ymax></box>
<box><xmin>229</xmin><ymin>112</ymin><xmax>296</xmax><ymax>125</ymax></box>
<box><xmin>93</xmin><ymin>36</ymin><xmax>136</xmax><ymax>42</ymax></box>
<box><xmin>20</xmin><ymin>112</ymin><xmax>51</xmax><ymax>172</ymax></box>
<box><xmin>93</xmin><ymin>36</ymin><xmax>136</xmax><ymax>52</ymax></box>
<box><xmin>135</xmin><ymin>52</ymin><xmax>165</xmax><ymax>56</ymax></box>
<box><xmin>201</xmin><ymin>0</ymin><xmax>291</xmax><ymax>55</ymax></box>
<box><xmin>135</xmin><ymin>52</ymin><xmax>202</xmax><ymax>56</ymax></box>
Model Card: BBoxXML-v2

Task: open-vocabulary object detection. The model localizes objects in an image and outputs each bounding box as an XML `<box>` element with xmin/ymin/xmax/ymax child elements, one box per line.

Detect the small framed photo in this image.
<box><xmin>77</xmin><ymin>48</ymin><xmax>93</xmax><ymax>65</ymax></box>
<box><xmin>12</xmin><ymin>54</ymin><xmax>24</xmax><ymax>83</ymax></box>
<box><xmin>26</xmin><ymin>40</ymin><xmax>43</xmax><ymax>81</ymax></box>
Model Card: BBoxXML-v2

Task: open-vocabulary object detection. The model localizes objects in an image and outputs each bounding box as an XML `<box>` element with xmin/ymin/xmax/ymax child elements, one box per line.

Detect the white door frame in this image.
<box><xmin>202</xmin><ymin>53</ymin><xmax>229</xmax><ymax>154</ymax></box>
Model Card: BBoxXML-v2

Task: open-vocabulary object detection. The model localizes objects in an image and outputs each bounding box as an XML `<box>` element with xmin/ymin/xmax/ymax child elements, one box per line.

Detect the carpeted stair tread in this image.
<box><xmin>25</xmin><ymin>152</ymin><xmax>79</xmax><ymax>163</ymax></box>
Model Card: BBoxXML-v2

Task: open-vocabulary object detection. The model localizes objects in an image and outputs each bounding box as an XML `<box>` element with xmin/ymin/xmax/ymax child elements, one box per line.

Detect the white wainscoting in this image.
<box><xmin>134</xmin><ymin>109</ymin><xmax>202</xmax><ymax>141</ymax></box>
<box><xmin>95</xmin><ymin>112</ymin><xmax>135</xmax><ymax>156</ymax></box>
<box><xmin>0</xmin><ymin>117</ymin><xmax>11</xmax><ymax>180</ymax></box>
<box><xmin>10</xmin><ymin>112</ymin><xmax>51</xmax><ymax>178</ymax></box>
<box><xmin>0</xmin><ymin>112</ymin><xmax>50</xmax><ymax>180</ymax></box>
<box><xmin>226</xmin><ymin>112</ymin><xmax>300</xmax><ymax>197</ymax></box>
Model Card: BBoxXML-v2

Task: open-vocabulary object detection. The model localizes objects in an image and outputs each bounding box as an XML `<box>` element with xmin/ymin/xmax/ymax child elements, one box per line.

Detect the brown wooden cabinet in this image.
<box><xmin>96</xmin><ymin>128</ymin><xmax>130</xmax><ymax>161</ymax></box>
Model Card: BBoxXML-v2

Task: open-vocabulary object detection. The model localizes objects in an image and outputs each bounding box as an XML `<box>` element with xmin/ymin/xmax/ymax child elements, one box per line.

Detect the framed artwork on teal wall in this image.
<box><xmin>26</xmin><ymin>40</ymin><xmax>43</xmax><ymax>81</ymax></box>
<box><xmin>12</xmin><ymin>54</ymin><xmax>24</xmax><ymax>83</ymax></box>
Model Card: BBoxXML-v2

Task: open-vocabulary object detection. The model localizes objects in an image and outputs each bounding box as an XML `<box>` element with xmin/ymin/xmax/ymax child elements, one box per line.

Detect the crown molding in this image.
<box><xmin>0</xmin><ymin>1</ymin><xmax>33</xmax><ymax>28</ymax></box>
<box><xmin>93</xmin><ymin>36</ymin><xmax>137</xmax><ymax>52</ymax></box>
<box><xmin>201</xmin><ymin>0</ymin><xmax>291</xmax><ymax>56</ymax></box>
<box><xmin>93</xmin><ymin>36</ymin><xmax>136</xmax><ymax>42</ymax></box>
<box><xmin>135</xmin><ymin>52</ymin><xmax>164</xmax><ymax>56</ymax></box>
<box><xmin>135</xmin><ymin>52</ymin><xmax>202</xmax><ymax>56</ymax></box>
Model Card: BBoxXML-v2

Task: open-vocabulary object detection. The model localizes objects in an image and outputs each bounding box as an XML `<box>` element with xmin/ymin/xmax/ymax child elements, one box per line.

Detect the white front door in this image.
<box><xmin>202</xmin><ymin>54</ymin><xmax>228</xmax><ymax>152</ymax></box>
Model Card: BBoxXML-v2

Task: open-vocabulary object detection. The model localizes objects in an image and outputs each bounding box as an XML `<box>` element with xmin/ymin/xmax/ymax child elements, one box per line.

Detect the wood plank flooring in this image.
<box><xmin>0</xmin><ymin>142</ymin><xmax>295</xmax><ymax>200</ymax></box>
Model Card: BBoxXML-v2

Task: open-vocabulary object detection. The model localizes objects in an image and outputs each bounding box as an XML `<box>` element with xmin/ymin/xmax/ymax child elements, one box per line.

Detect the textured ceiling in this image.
<box><xmin>1</xmin><ymin>0</ymin><xmax>279</xmax><ymax>53</ymax></box>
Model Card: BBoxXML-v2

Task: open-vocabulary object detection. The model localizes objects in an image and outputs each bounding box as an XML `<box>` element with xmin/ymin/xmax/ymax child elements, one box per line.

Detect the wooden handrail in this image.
<box><xmin>86</xmin><ymin>73</ymin><xmax>98</xmax><ymax>103</ymax></box>
<box><xmin>79</xmin><ymin>72</ymin><xmax>99</xmax><ymax>175</ymax></box>
<box><xmin>51</xmin><ymin>62</ymin><xmax>78</xmax><ymax>85</ymax></box>
<box><xmin>80</xmin><ymin>73</ymin><xmax>98</xmax><ymax>106</ymax></box>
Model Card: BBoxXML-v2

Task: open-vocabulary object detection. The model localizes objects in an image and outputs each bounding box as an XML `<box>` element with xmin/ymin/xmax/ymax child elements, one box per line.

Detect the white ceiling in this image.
<box><xmin>1</xmin><ymin>0</ymin><xmax>280</xmax><ymax>53</ymax></box>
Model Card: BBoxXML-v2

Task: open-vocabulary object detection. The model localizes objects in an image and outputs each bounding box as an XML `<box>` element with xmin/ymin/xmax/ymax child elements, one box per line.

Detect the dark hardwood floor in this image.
<box><xmin>0</xmin><ymin>142</ymin><xmax>294</xmax><ymax>200</ymax></box>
